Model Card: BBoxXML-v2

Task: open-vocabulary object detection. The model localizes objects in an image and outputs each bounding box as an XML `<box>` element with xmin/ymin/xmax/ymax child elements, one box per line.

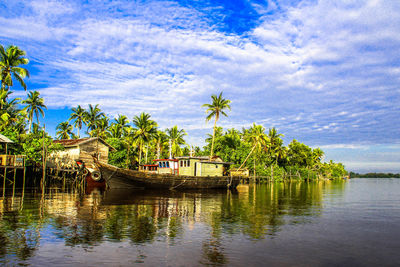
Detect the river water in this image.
<box><xmin>1</xmin><ymin>178</ymin><xmax>399</xmax><ymax>266</ymax></box>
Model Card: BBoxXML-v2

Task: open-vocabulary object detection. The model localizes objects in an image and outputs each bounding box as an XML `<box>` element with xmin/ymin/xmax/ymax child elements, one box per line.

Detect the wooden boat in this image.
<box><xmin>95</xmin><ymin>161</ymin><xmax>241</xmax><ymax>190</ymax></box>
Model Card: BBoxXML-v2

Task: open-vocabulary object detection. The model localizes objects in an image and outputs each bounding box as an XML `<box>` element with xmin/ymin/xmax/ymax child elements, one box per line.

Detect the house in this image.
<box><xmin>0</xmin><ymin>133</ymin><xmax>25</xmax><ymax>167</ymax></box>
<box><xmin>47</xmin><ymin>137</ymin><xmax>115</xmax><ymax>169</ymax></box>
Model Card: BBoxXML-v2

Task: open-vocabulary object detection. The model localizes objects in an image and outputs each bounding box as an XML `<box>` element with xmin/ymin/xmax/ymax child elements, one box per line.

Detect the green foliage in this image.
<box><xmin>106</xmin><ymin>137</ymin><xmax>128</xmax><ymax>168</ymax></box>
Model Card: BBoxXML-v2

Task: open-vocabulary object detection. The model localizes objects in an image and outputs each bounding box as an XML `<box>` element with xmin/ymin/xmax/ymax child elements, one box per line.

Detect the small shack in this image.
<box><xmin>0</xmin><ymin>134</ymin><xmax>25</xmax><ymax>167</ymax></box>
<box><xmin>47</xmin><ymin>137</ymin><xmax>115</xmax><ymax>169</ymax></box>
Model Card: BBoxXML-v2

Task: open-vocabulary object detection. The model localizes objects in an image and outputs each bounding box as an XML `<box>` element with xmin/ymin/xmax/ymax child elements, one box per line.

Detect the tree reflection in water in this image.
<box><xmin>0</xmin><ymin>181</ymin><xmax>344</xmax><ymax>265</ymax></box>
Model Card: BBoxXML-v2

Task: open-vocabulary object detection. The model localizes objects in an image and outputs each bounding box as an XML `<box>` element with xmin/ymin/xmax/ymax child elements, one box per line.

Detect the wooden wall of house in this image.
<box><xmin>47</xmin><ymin>139</ymin><xmax>110</xmax><ymax>170</ymax></box>
<box><xmin>47</xmin><ymin>147</ymin><xmax>80</xmax><ymax>169</ymax></box>
<box><xmin>79</xmin><ymin>140</ymin><xmax>109</xmax><ymax>167</ymax></box>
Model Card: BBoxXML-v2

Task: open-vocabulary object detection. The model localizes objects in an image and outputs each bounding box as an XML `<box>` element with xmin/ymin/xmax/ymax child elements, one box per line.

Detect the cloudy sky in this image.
<box><xmin>1</xmin><ymin>0</ymin><xmax>399</xmax><ymax>173</ymax></box>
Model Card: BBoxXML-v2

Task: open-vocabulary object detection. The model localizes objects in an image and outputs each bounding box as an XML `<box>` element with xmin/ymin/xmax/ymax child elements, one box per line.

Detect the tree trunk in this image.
<box><xmin>271</xmin><ymin>165</ymin><xmax>274</xmax><ymax>181</ymax></box>
<box><xmin>138</xmin><ymin>142</ymin><xmax>142</xmax><ymax>166</ymax></box>
<box><xmin>29</xmin><ymin>117</ymin><xmax>33</xmax><ymax>134</ymax></box>
<box><xmin>253</xmin><ymin>157</ymin><xmax>256</xmax><ymax>182</ymax></box>
<box><xmin>210</xmin><ymin>116</ymin><xmax>218</xmax><ymax>159</ymax></box>
<box><xmin>237</xmin><ymin>144</ymin><xmax>256</xmax><ymax>171</ymax></box>
<box><xmin>145</xmin><ymin>145</ymin><xmax>148</xmax><ymax>164</ymax></box>
<box><xmin>157</xmin><ymin>142</ymin><xmax>160</xmax><ymax>159</ymax></box>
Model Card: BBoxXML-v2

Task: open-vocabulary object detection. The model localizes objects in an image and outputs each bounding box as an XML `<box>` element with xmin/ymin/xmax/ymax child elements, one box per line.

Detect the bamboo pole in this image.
<box><xmin>21</xmin><ymin>166</ymin><xmax>26</xmax><ymax>201</ymax></box>
<box><xmin>13</xmin><ymin>168</ymin><xmax>17</xmax><ymax>198</ymax></box>
<box><xmin>2</xmin><ymin>167</ymin><xmax>6</xmax><ymax>197</ymax></box>
<box><xmin>41</xmin><ymin>125</ymin><xmax>46</xmax><ymax>193</ymax></box>
<box><xmin>11</xmin><ymin>168</ymin><xmax>16</xmax><ymax>203</ymax></box>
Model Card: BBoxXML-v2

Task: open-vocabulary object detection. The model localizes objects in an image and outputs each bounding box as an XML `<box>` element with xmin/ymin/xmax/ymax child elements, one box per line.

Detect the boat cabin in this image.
<box><xmin>176</xmin><ymin>156</ymin><xmax>232</xmax><ymax>177</ymax></box>
<box><xmin>139</xmin><ymin>164</ymin><xmax>158</xmax><ymax>173</ymax></box>
<box><xmin>153</xmin><ymin>159</ymin><xmax>179</xmax><ymax>175</ymax></box>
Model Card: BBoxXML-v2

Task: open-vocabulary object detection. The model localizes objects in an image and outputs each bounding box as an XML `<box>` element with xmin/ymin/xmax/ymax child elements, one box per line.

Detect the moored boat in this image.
<box><xmin>95</xmin><ymin>160</ymin><xmax>241</xmax><ymax>190</ymax></box>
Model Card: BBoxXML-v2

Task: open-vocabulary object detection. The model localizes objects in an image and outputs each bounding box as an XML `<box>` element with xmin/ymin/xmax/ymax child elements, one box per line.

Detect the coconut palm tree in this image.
<box><xmin>56</xmin><ymin>121</ymin><xmax>74</xmax><ymax>140</ymax></box>
<box><xmin>153</xmin><ymin>130</ymin><xmax>169</xmax><ymax>159</ymax></box>
<box><xmin>85</xmin><ymin>104</ymin><xmax>105</xmax><ymax>136</ymax></box>
<box><xmin>238</xmin><ymin>123</ymin><xmax>268</xmax><ymax>173</ymax></box>
<box><xmin>166</xmin><ymin>125</ymin><xmax>187</xmax><ymax>157</ymax></box>
<box><xmin>265</xmin><ymin>127</ymin><xmax>285</xmax><ymax>179</ymax></box>
<box><xmin>92</xmin><ymin>116</ymin><xmax>110</xmax><ymax>138</ymax></box>
<box><xmin>202</xmin><ymin>92</ymin><xmax>231</xmax><ymax>159</ymax></box>
<box><xmin>132</xmin><ymin>112</ymin><xmax>157</xmax><ymax>164</ymax></box>
<box><xmin>69</xmin><ymin>105</ymin><xmax>86</xmax><ymax>138</ymax></box>
<box><xmin>109</xmin><ymin>115</ymin><xmax>130</xmax><ymax>138</ymax></box>
<box><xmin>0</xmin><ymin>44</ymin><xmax>30</xmax><ymax>92</ymax></box>
<box><xmin>23</xmin><ymin>91</ymin><xmax>47</xmax><ymax>133</ymax></box>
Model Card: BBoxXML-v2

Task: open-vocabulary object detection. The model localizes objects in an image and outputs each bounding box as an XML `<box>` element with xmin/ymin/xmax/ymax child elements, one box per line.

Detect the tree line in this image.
<box><xmin>349</xmin><ymin>172</ymin><xmax>400</xmax><ymax>178</ymax></box>
<box><xmin>0</xmin><ymin>44</ymin><xmax>347</xmax><ymax>180</ymax></box>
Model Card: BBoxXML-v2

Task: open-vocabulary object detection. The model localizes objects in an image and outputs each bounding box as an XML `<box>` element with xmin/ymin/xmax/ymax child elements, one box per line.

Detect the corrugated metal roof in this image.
<box><xmin>0</xmin><ymin>134</ymin><xmax>14</xmax><ymax>143</ymax></box>
<box><xmin>53</xmin><ymin>138</ymin><xmax>89</xmax><ymax>146</ymax></box>
<box><xmin>53</xmin><ymin>137</ymin><xmax>115</xmax><ymax>150</ymax></box>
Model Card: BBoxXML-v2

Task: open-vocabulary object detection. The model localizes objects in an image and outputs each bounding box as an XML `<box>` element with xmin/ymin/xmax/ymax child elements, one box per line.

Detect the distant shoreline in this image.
<box><xmin>350</xmin><ymin>172</ymin><xmax>400</xmax><ymax>178</ymax></box>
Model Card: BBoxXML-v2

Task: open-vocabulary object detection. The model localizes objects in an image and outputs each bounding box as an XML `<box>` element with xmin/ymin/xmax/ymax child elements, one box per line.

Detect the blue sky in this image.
<box><xmin>1</xmin><ymin>0</ymin><xmax>399</xmax><ymax>173</ymax></box>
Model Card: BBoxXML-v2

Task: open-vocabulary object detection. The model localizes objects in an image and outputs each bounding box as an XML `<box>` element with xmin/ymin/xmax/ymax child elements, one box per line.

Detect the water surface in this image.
<box><xmin>1</xmin><ymin>179</ymin><xmax>399</xmax><ymax>266</ymax></box>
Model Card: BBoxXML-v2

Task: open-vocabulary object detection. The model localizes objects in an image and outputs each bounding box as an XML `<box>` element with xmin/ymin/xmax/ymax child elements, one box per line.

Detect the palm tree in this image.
<box><xmin>0</xmin><ymin>44</ymin><xmax>30</xmax><ymax>92</ymax></box>
<box><xmin>238</xmin><ymin>123</ymin><xmax>268</xmax><ymax>173</ymax></box>
<box><xmin>109</xmin><ymin>115</ymin><xmax>130</xmax><ymax>138</ymax></box>
<box><xmin>202</xmin><ymin>92</ymin><xmax>231</xmax><ymax>159</ymax></box>
<box><xmin>85</xmin><ymin>104</ymin><xmax>105</xmax><ymax>136</ymax></box>
<box><xmin>92</xmin><ymin>116</ymin><xmax>110</xmax><ymax>139</ymax></box>
<box><xmin>56</xmin><ymin>121</ymin><xmax>74</xmax><ymax>139</ymax></box>
<box><xmin>69</xmin><ymin>105</ymin><xmax>86</xmax><ymax>138</ymax></box>
<box><xmin>266</xmin><ymin>127</ymin><xmax>284</xmax><ymax>179</ymax></box>
<box><xmin>23</xmin><ymin>91</ymin><xmax>47</xmax><ymax>133</ymax></box>
<box><xmin>166</xmin><ymin>125</ymin><xmax>187</xmax><ymax>157</ymax></box>
<box><xmin>153</xmin><ymin>130</ymin><xmax>169</xmax><ymax>159</ymax></box>
<box><xmin>132</xmin><ymin>112</ymin><xmax>157</xmax><ymax>164</ymax></box>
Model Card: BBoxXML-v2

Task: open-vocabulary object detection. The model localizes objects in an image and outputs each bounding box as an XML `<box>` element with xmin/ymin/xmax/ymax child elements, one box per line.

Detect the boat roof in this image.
<box><xmin>176</xmin><ymin>156</ymin><xmax>209</xmax><ymax>160</ymax></box>
<box><xmin>153</xmin><ymin>158</ymin><xmax>178</xmax><ymax>162</ymax></box>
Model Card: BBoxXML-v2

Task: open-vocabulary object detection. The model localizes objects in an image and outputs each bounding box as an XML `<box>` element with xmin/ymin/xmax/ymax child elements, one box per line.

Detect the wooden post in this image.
<box><xmin>2</xmin><ymin>167</ymin><xmax>6</xmax><ymax>197</ymax></box>
<box><xmin>12</xmin><ymin>168</ymin><xmax>16</xmax><ymax>199</ymax></box>
<box><xmin>41</xmin><ymin>125</ymin><xmax>46</xmax><ymax>193</ymax></box>
<box><xmin>21</xmin><ymin>166</ymin><xmax>26</xmax><ymax>201</ymax></box>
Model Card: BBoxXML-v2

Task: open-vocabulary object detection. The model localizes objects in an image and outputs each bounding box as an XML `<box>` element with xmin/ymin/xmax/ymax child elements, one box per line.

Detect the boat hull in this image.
<box><xmin>96</xmin><ymin>162</ymin><xmax>241</xmax><ymax>190</ymax></box>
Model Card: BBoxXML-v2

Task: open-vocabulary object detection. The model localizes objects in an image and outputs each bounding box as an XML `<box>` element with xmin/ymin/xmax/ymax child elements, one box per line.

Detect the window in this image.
<box><xmin>159</xmin><ymin>162</ymin><xmax>162</xmax><ymax>168</ymax></box>
<box><xmin>180</xmin><ymin>161</ymin><xmax>183</xmax><ymax>167</ymax></box>
<box><xmin>166</xmin><ymin>162</ymin><xmax>170</xmax><ymax>168</ymax></box>
<box><xmin>187</xmin><ymin>160</ymin><xmax>190</xmax><ymax>167</ymax></box>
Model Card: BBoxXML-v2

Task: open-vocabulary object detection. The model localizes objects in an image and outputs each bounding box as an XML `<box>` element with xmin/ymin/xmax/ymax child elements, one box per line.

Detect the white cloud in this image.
<box><xmin>1</xmin><ymin>0</ymin><xmax>400</xmax><ymax>172</ymax></box>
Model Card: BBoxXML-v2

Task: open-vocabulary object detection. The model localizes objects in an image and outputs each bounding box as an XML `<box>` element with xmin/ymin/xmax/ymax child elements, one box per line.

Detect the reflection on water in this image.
<box><xmin>1</xmin><ymin>179</ymin><xmax>398</xmax><ymax>266</ymax></box>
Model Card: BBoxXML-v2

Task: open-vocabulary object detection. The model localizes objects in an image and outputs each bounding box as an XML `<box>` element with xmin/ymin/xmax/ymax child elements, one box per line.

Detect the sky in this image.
<box><xmin>0</xmin><ymin>0</ymin><xmax>399</xmax><ymax>173</ymax></box>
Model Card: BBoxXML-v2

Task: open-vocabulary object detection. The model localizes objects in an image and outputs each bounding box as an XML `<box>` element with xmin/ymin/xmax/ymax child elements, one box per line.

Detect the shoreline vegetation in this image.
<box><xmin>0</xmin><ymin>44</ymin><xmax>348</xmax><ymax>181</ymax></box>
<box><xmin>350</xmin><ymin>172</ymin><xmax>400</xmax><ymax>178</ymax></box>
